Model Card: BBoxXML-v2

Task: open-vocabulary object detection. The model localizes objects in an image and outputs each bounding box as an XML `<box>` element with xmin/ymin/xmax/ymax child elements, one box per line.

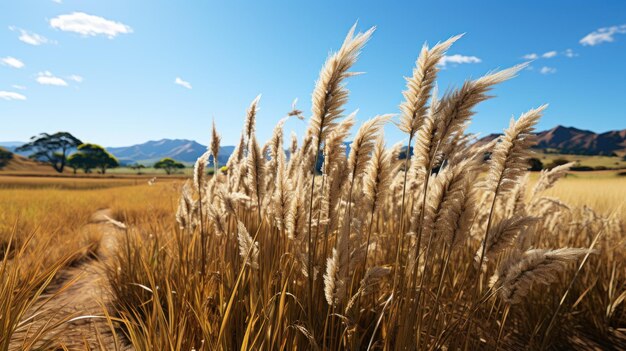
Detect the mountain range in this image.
<box><xmin>107</xmin><ymin>139</ymin><xmax>234</xmax><ymax>165</ymax></box>
<box><xmin>479</xmin><ymin>125</ymin><xmax>626</xmax><ymax>156</ymax></box>
<box><xmin>3</xmin><ymin>126</ymin><xmax>625</xmax><ymax>166</ymax></box>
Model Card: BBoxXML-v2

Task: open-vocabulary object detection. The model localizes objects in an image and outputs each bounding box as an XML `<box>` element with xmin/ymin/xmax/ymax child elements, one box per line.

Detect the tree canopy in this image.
<box><xmin>154</xmin><ymin>158</ymin><xmax>185</xmax><ymax>174</ymax></box>
<box><xmin>129</xmin><ymin>163</ymin><xmax>146</xmax><ymax>174</ymax></box>
<box><xmin>527</xmin><ymin>157</ymin><xmax>544</xmax><ymax>171</ymax></box>
<box><xmin>68</xmin><ymin>144</ymin><xmax>119</xmax><ymax>174</ymax></box>
<box><xmin>15</xmin><ymin>132</ymin><xmax>82</xmax><ymax>173</ymax></box>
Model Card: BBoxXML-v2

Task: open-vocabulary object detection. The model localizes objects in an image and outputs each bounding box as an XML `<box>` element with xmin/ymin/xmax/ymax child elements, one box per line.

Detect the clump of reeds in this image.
<box><xmin>106</xmin><ymin>24</ymin><xmax>626</xmax><ymax>350</ymax></box>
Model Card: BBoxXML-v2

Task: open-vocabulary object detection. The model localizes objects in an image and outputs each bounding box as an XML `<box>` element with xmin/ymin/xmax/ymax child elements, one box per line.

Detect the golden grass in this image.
<box><xmin>539</xmin><ymin>172</ymin><xmax>626</xmax><ymax>219</ymax></box>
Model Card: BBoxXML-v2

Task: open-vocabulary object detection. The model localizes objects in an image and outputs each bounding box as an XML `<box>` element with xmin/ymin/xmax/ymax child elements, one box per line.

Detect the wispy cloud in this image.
<box><xmin>542</xmin><ymin>51</ymin><xmax>557</xmax><ymax>58</ymax></box>
<box><xmin>52</xmin><ymin>0</ymin><xmax>62</xmax><ymax>3</ymax></box>
<box><xmin>580</xmin><ymin>24</ymin><xmax>626</xmax><ymax>46</ymax></box>
<box><xmin>438</xmin><ymin>54</ymin><xmax>481</xmax><ymax>68</ymax></box>
<box><xmin>68</xmin><ymin>74</ymin><xmax>83</xmax><ymax>83</ymax></box>
<box><xmin>563</xmin><ymin>49</ymin><xmax>578</xmax><ymax>58</ymax></box>
<box><xmin>1</xmin><ymin>56</ymin><xmax>25</xmax><ymax>69</ymax></box>
<box><xmin>9</xmin><ymin>26</ymin><xmax>52</xmax><ymax>46</ymax></box>
<box><xmin>36</xmin><ymin>71</ymin><xmax>68</xmax><ymax>86</ymax></box>
<box><xmin>12</xmin><ymin>85</ymin><xmax>27</xmax><ymax>90</ymax></box>
<box><xmin>522</xmin><ymin>53</ymin><xmax>538</xmax><ymax>60</ymax></box>
<box><xmin>50</xmin><ymin>12</ymin><xmax>133</xmax><ymax>38</ymax></box>
<box><xmin>0</xmin><ymin>91</ymin><xmax>27</xmax><ymax>101</ymax></box>
<box><xmin>540</xmin><ymin>66</ymin><xmax>557</xmax><ymax>75</ymax></box>
<box><xmin>175</xmin><ymin>77</ymin><xmax>192</xmax><ymax>89</ymax></box>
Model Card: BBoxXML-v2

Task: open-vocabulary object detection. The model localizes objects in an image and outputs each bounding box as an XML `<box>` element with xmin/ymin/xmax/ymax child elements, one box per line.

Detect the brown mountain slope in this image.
<box><xmin>479</xmin><ymin>125</ymin><xmax>626</xmax><ymax>156</ymax></box>
<box><xmin>0</xmin><ymin>147</ymin><xmax>56</xmax><ymax>173</ymax></box>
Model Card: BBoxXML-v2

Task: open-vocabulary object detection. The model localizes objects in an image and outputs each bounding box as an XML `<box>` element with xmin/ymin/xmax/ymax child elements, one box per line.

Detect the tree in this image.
<box><xmin>67</xmin><ymin>153</ymin><xmax>93</xmax><ymax>174</ymax></box>
<box><xmin>527</xmin><ymin>157</ymin><xmax>543</xmax><ymax>171</ymax></box>
<box><xmin>129</xmin><ymin>163</ymin><xmax>146</xmax><ymax>175</ymax></box>
<box><xmin>0</xmin><ymin>148</ymin><xmax>13</xmax><ymax>169</ymax></box>
<box><xmin>69</xmin><ymin>144</ymin><xmax>119</xmax><ymax>174</ymax></box>
<box><xmin>154</xmin><ymin>158</ymin><xmax>185</xmax><ymax>175</ymax></box>
<box><xmin>15</xmin><ymin>132</ymin><xmax>82</xmax><ymax>173</ymax></box>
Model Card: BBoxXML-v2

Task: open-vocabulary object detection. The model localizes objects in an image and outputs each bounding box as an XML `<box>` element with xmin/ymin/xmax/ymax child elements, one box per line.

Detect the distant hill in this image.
<box><xmin>479</xmin><ymin>125</ymin><xmax>626</xmax><ymax>156</ymax></box>
<box><xmin>107</xmin><ymin>139</ymin><xmax>234</xmax><ymax>166</ymax></box>
<box><xmin>0</xmin><ymin>147</ymin><xmax>53</xmax><ymax>172</ymax></box>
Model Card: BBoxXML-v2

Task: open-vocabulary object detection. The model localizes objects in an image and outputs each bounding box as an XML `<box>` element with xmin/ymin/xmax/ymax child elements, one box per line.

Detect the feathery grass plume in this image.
<box><xmin>267</xmin><ymin>117</ymin><xmax>288</xmax><ymax>161</ymax></box>
<box><xmin>308</xmin><ymin>24</ymin><xmax>374</xmax><ymax>145</ymax></box>
<box><xmin>429</xmin><ymin>142</ymin><xmax>490</xmax><ymax>251</ymax></box>
<box><xmin>491</xmin><ymin>248</ymin><xmax>590</xmax><ymax>304</ymax></box>
<box><xmin>237</xmin><ymin>221</ymin><xmax>259</xmax><ymax>269</ymax></box>
<box><xmin>398</xmin><ymin>34</ymin><xmax>462</xmax><ymax>139</ymax></box>
<box><xmin>272</xmin><ymin>149</ymin><xmax>294</xmax><ymax>234</ymax></box>
<box><xmin>289</xmin><ymin>131</ymin><xmax>298</xmax><ymax>156</ymax></box>
<box><xmin>486</xmin><ymin>105</ymin><xmax>547</xmax><ymax>196</ymax></box>
<box><xmin>324</xmin><ymin>219</ymin><xmax>351</xmax><ymax>306</ymax></box>
<box><xmin>210</xmin><ymin>119</ymin><xmax>222</xmax><ymax>172</ymax></box>
<box><xmin>319</xmin><ymin>113</ymin><xmax>355</xmax><ymax>229</ymax></box>
<box><xmin>420</xmin><ymin>168</ymin><xmax>454</xmax><ymax>247</ymax></box>
<box><xmin>207</xmin><ymin>202</ymin><xmax>227</xmax><ymax>236</ymax></box>
<box><xmin>475</xmin><ymin>215</ymin><xmax>539</xmax><ymax>265</ymax></box>
<box><xmin>290</xmin><ymin>176</ymin><xmax>310</xmax><ymax>241</ymax></box>
<box><xmin>347</xmin><ymin>114</ymin><xmax>393</xmax><ymax>180</ymax></box>
<box><xmin>321</xmin><ymin>156</ymin><xmax>349</xmax><ymax>232</ymax></box>
<box><xmin>264</xmin><ymin>117</ymin><xmax>289</xmax><ymax>195</ymax></box>
<box><xmin>247</xmin><ymin>135</ymin><xmax>266</xmax><ymax>213</ymax></box>
<box><xmin>476</xmin><ymin>106</ymin><xmax>546</xmax><ymax>275</ymax></box>
<box><xmin>194</xmin><ymin>150</ymin><xmax>211</xmax><ymax>192</ymax></box>
<box><xmin>176</xmin><ymin>180</ymin><xmax>195</xmax><ymax>231</ymax></box>
<box><xmin>245</xmin><ymin>94</ymin><xmax>262</xmax><ymax>145</ymax></box>
<box><xmin>432</xmin><ymin>63</ymin><xmax>528</xmax><ymax>167</ymax></box>
<box><xmin>531</xmin><ymin>161</ymin><xmax>576</xmax><ymax>197</ymax></box>
<box><xmin>363</xmin><ymin>135</ymin><xmax>394</xmax><ymax>213</ymax></box>
<box><xmin>412</xmin><ymin>113</ymin><xmax>437</xmax><ymax>179</ymax></box>
<box><xmin>504</xmin><ymin>173</ymin><xmax>529</xmax><ymax>217</ymax></box>
<box><xmin>227</xmin><ymin>133</ymin><xmax>246</xmax><ymax>170</ymax></box>
<box><xmin>323</xmin><ymin>112</ymin><xmax>356</xmax><ymax>176</ymax></box>
<box><xmin>429</xmin><ymin>157</ymin><xmax>484</xmax><ymax>245</ymax></box>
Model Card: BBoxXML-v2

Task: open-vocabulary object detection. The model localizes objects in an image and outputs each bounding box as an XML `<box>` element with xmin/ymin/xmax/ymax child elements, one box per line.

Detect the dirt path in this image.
<box><xmin>10</xmin><ymin>209</ymin><xmax>134</xmax><ymax>351</ymax></box>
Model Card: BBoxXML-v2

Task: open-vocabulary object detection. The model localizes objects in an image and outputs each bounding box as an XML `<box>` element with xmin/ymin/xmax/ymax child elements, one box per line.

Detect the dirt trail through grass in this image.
<box><xmin>10</xmin><ymin>209</ymin><xmax>133</xmax><ymax>350</ymax></box>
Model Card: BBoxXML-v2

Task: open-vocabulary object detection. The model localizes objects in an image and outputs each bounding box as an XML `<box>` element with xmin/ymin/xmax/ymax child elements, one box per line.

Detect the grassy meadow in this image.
<box><xmin>2</xmin><ymin>27</ymin><xmax>625</xmax><ymax>350</ymax></box>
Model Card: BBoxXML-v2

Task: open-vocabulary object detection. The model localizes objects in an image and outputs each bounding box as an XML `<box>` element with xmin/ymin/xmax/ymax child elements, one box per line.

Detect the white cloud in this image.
<box><xmin>36</xmin><ymin>71</ymin><xmax>68</xmax><ymax>86</ymax></box>
<box><xmin>542</xmin><ymin>51</ymin><xmax>557</xmax><ymax>58</ymax></box>
<box><xmin>12</xmin><ymin>85</ymin><xmax>27</xmax><ymax>90</ymax></box>
<box><xmin>540</xmin><ymin>66</ymin><xmax>557</xmax><ymax>75</ymax></box>
<box><xmin>563</xmin><ymin>48</ymin><xmax>578</xmax><ymax>58</ymax></box>
<box><xmin>50</xmin><ymin>12</ymin><xmax>133</xmax><ymax>38</ymax></box>
<box><xmin>175</xmin><ymin>77</ymin><xmax>192</xmax><ymax>89</ymax></box>
<box><xmin>580</xmin><ymin>24</ymin><xmax>626</xmax><ymax>46</ymax></box>
<box><xmin>1</xmin><ymin>56</ymin><xmax>25</xmax><ymax>69</ymax></box>
<box><xmin>68</xmin><ymin>74</ymin><xmax>83</xmax><ymax>83</ymax></box>
<box><xmin>9</xmin><ymin>26</ymin><xmax>51</xmax><ymax>46</ymax></box>
<box><xmin>522</xmin><ymin>53</ymin><xmax>538</xmax><ymax>60</ymax></box>
<box><xmin>438</xmin><ymin>54</ymin><xmax>481</xmax><ymax>67</ymax></box>
<box><xmin>52</xmin><ymin>0</ymin><xmax>62</xmax><ymax>3</ymax></box>
<box><xmin>0</xmin><ymin>91</ymin><xmax>27</xmax><ymax>101</ymax></box>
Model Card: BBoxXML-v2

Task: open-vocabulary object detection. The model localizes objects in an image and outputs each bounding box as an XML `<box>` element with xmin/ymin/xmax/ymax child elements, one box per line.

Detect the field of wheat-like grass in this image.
<box><xmin>2</xmin><ymin>25</ymin><xmax>625</xmax><ymax>350</ymax></box>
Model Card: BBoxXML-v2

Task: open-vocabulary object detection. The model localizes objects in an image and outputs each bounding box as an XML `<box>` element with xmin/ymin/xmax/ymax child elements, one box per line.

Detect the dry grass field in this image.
<box><xmin>2</xmin><ymin>26</ymin><xmax>625</xmax><ymax>350</ymax></box>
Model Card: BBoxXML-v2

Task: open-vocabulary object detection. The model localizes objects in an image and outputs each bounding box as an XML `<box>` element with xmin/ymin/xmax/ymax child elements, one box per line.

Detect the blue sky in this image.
<box><xmin>1</xmin><ymin>0</ymin><xmax>625</xmax><ymax>147</ymax></box>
